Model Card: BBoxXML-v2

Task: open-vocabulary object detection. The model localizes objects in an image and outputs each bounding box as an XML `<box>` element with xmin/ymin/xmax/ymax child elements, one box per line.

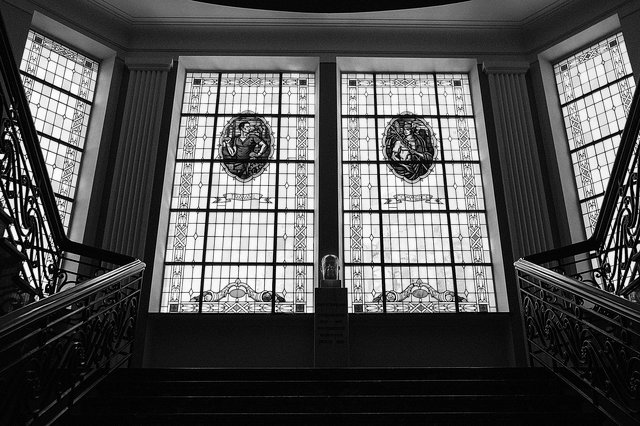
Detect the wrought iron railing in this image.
<box><xmin>0</xmin><ymin>10</ymin><xmax>147</xmax><ymax>425</ymax></box>
<box><xmin>516</xmin><ymin>260</ymin><xmax>640</xmax><ymax>424</ymax></box>
<box><xmin>515</xmin><ymin>84</ymin><xmax>640</xmax><ymax>424</ymax></box>
<box><xmin>0</xmin><ymin>259</ymin><xmax>145</xmax><ymax>425</ymax></box>
<box><xmin>0</xmin><ymin>10</ymin><xmax>134</xmax><ymax>313</ymax></box>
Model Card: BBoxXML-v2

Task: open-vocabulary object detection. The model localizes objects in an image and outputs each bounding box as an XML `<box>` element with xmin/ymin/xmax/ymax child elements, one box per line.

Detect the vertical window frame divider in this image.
<box><xmin>271</xmin><ymin>73</ymin><xmax>284</xmax><ymax>314</ymax></box>
<box><xmin>371</xmin><ymin>73</ymin><xmax>388</xmax><ymax>314</ymax></box>
<box><xmin>433</xmin><ymin>74</ymin><xmax>460</xmax><ymax>313</ymax></box>
<box><xmin>197</xmin><ymin>72</ymin><xmax>223</xmax><ymax>314</ymax></box>
<box><xmin>466</xmin><ymin>75</ymin><xmax>495</xmax><ymax>310</ymax></box>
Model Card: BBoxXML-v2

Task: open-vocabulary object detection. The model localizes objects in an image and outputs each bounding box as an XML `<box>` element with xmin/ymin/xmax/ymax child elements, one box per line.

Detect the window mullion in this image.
<box><xmin>317</xmin><ymin>62</ymin><xmax>341</xmax><ymax>273</ymax></box>
<box><xmin>372</xmin><ymin>74</ymin><xmax>387</xmax><ymax>314</ymax></box>
<box><xmin>433</xmin><ymin>74</ymin><xmax>460</xmax><ymax>313</ymax></box>
<box><xmin>271</xmin><ymin>74</ymin><xmax>283</xmax><ymax>314</ymax></box>
<box><xmin>198</xmin><ymin>72</ymin><xmax>223</xmax><ymax>314</ymax></box>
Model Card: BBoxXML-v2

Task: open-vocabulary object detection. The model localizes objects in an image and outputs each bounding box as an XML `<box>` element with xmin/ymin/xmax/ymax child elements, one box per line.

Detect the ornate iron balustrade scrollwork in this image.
<box><xmin>0</xmin><ymin>11</ymin><xmax>147</xmax><ymax>424</ymax></box>
<box><xmin>0</xmin><ymin>11</ymin><xmax>137</xmax><ymax>316</ymax></box>
<box><xmin>0</xmin><ymin>260</ymin><xmax>145</xmax><ymax>425</ymax></box>
<box><xmin>0</xmin><ymin>9</ymin><xmax>75</xmax><ymax>312</ymax></box>
<box><xmin>516</xmin><ymin>77</ymin><xmax>640</xmax><ymax>424</ymax></box>
<box><xmin>524</xmin><ymin>83</ymin><xmax>640</xmax><ymax>303</ymax></box>
<box><xmin>516</xmin><ymin>260</ymin><xmax>640</xmax><ymax>424</ymax></box>
<box><xmin>1</xmin><ymin>92</ymin><xmax>61</xmax><ymax>303</ymax></box>
<box><xmin>596</xmin><ymin>143</ymin><xmax>640</xmax><ymax>298</ymax></box>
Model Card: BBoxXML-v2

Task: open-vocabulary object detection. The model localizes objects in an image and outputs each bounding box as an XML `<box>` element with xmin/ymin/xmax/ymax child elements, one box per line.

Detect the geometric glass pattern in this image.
<box><xmin>19</xmin><ymin>29</ymin><xmax>99</xmax><ymax>232</ymax></box>
<box><xmin>341</xmin><ymin>73</ymin><xmax>497</xmax><ymax>313</ymax></box>
<box><xmin>553</xmin><ymin>32</ymin><xmax>635</xmax><ymax>237</ymax></box>
<box><xmin>161</xmin><ymin>72</ymin><xmax>315</xmax><ymax>313</ymax></box>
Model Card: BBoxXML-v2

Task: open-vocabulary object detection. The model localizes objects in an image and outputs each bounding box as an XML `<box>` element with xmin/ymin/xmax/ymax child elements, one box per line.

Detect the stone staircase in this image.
<box><xmin>63</xmin><ymin>367</ymin><xmax>605</xmax><ymax>425</ymax></box>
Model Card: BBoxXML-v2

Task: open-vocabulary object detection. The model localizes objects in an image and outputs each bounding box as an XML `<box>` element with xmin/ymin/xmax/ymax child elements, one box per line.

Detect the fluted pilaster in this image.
<box><xmin>483</xmin><ymin>62</ymin><xmax>554</xmax><ymax>259</ymax></box>
<box><xmin>103</xmin><ymin>56</ymin><xmax>173</xmax><ymax>258</ymax></box>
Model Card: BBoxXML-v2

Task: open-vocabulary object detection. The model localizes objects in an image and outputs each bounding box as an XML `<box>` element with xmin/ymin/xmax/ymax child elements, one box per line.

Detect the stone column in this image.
<box><xmin>314</xmin><ymin>61</ymin><xmax>349</xmax><ymax>367</ymax></box>
<box><xmin>317</xmin><ymin>61</ymin><xmax>340</xmax><ymax>263</ymax></box>
<box><xmin>103</xmin><ymin>56</ymin><xmax>174</xmax><ymax>258</ymax></box>
<box><xmin>483</xmin><ymin>62</ymin><xmax>554</xmax><ymax>259</ymax></box>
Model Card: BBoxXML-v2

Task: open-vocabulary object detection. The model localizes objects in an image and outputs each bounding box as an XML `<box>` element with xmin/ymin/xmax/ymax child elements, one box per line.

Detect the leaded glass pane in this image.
<box><xmin>19</xmin><ymin>30</ymin><xmax>99</xmax><ymax>232</ymax></box>
<box><xmin>375</xmin><ymin>73</ymin><xmax>438</xmax><ymax>116</ymax></box>
<box><xmin>384</xmin><ymin>266</ymin><xmax>456</xmax><ymax>313</ymax></box>
<box><xmin>553</xmin><ymin>32</ymin><xmax>635</xmax><ymax>237</ymax></box>
<box><xmin>344</xmin><ymin>265</ymin><xmax>383</xmax><ymax>313</ymax></box>
<box><xmin>161</xmin><ymin>72</ymin><xmax>315</xmax><ymax>313</ymax></box>
<box><xmin>342</xmin><ymin>72</ymin><xmax>496</xmax><ymax>313</ymax></box>
<box><xmin>275</xmin><ymin>265</ymin><xmax>314</xmax><ymax>313</ymax></box>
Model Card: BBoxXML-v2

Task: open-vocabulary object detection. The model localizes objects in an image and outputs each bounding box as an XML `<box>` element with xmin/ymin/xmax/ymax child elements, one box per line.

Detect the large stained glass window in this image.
<box><xmin>554</xmin><ymin>32</ymin><xmax>635</xmax><ymax>237</ymax></box>
<box><xmin>19</xmin><ymin>30</ymin><xmax>100</xmax><ymax>232</ymax></box>
<box><xmin>342</xmin><ymin>73</ymin><xmax>496</xmax><ymax>313</ymax></box>
<box><xmin>161</xmin><ymin>72</ymin><xmax>315</xmax><ymax>313</ymax></box>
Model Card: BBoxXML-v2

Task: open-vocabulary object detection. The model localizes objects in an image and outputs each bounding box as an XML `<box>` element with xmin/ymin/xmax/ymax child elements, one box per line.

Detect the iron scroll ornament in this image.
<box><xmin>382</xmin><ymin>114</ymin><xmax>437</xmax><ymax>183</ymax></box>
<box><xmin>219</xmin><ymin>114</ymin><xmax>274</xmax><ymax>182</ymax></box>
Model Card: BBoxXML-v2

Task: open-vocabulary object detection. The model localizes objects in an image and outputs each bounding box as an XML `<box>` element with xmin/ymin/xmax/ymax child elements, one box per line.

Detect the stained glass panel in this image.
<box><xmin>161</xmin><ymin>72</ymin><xmax>315</xmax><ymax>313</ymax></box>
<box><xmin>553</xmin><ymin>32</ymin><xmax>635</xmax><ymax>237</ymax></box>
<box><xmin>19</xmin><ymin>30</ymin><xmax>99</xmax><ymax>232</ymax></box>
<box><xmin>342</xmin><ymin>72</ymin><xmax>496</xmax><ymax>313</ymax></box>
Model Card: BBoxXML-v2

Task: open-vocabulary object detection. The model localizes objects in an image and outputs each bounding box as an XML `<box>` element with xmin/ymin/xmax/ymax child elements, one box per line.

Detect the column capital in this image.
<box><xmin>124</xmin><ymin>55</ymin><xmax>174</xmax><ymax>71</ymax></box>
<box><xmin>482</xmin><ymin>61</ymin><xmax>530</xmax><ymax>75</ymax></box>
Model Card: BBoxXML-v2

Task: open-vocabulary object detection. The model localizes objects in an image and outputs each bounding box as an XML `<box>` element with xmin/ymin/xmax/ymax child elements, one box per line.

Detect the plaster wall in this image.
<box><xmin>143</xmin><ymin>314</ymin><xmax>515</xmax><ymax>368</ymax></box>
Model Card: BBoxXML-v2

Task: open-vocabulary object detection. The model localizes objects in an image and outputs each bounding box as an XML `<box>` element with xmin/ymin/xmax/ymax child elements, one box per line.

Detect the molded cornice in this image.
<box><xmin>482</xmin><ymin>61</ymin><xmax>529</xmax><ymax>74</ymax></box>
<box><xmin>125</xmin><ymin>55</ymin><xmax>174</xmax><ymax>71</ymax></box>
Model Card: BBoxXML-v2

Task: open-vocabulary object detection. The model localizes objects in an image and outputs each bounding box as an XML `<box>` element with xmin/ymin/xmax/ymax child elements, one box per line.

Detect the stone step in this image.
<box><xmin>65</xmin><ymin>410</ymin><xmax>602</xmax><ymax>426</ymax></box>
<box><xmin>95</xmin><ymin>377</ymin><xmax>561</xmax><ymax>396</ymax></box>
<box><xmin>72</xmin><ymin>393</ymin><xmax>589</xmax><ymax>414</ymax></box>
<box><xmin>66</xmin><ymin>367</ymin><xmax>603</xmax><ymax>425</ymax></box>
<box><xmin>104</xmin><ymin>366</ymin><xmax>557</xmax><ymax>382</ymax></box>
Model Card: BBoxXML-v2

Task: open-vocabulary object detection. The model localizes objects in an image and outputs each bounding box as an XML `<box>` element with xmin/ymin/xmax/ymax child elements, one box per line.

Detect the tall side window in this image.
<box><xmin>341</xmin><ymin>73</ymin><xmax>496</xmax><ymax>313</ymax></box>
<box><xmin>553</xmin><ymin>32</ymin><xmax>635</xmax><ymax>237</ymax></box>
<box><xmin>19</xmin><ymin>29</ymin><xmax>99</xmax><ymax>233</ymax></box>
<box><xmin>161</xmin><ymin>72</ymin><xmax>315</xmax><ymax>313</ymax></box>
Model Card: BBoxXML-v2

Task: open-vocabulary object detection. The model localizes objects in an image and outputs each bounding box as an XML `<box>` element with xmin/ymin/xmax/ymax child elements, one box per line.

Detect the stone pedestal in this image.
<box><xmin>314</xmin><ymin>287</ymin><xmax>348</xmax><ymax>367</ymax></box>
<box><xmin>320</xmin><ymin>279</ymin><xmax>341</xmax><ymax>288</ymax></box>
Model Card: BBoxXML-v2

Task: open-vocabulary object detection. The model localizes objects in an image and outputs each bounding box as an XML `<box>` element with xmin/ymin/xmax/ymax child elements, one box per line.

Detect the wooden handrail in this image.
<box><xmin>0</xmin><ymin>259</ymin><xmax>145</xmax><ymax>336</ymax></box>
<box><xmin>515</xmin><ymin>258</ymin><xmax>640</xmax><ymax>320</ymax></box>
<box><xmin>523</xmin><ymin>239</ymin><xmax>595</xmax><ymax>264</ymax></box>
<box><xmin>63</xmin><ymin>240</ymin><xmax>136</xmax><ymax>265</ymax></box>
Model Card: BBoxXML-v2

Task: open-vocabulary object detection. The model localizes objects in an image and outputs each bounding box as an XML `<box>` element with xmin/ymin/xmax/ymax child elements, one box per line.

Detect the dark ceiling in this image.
<box><xmin>192</xmin><ymin>0</ymin><xmax>468</xmax><ymax>13</ymax></box>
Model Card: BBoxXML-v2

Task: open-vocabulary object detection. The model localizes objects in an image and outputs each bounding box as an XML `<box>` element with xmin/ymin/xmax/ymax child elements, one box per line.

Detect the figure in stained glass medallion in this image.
<box><xmin>220</xmin><ymin>115</ymin><xmax>273</xmax><ymax>182</ymax></box>
<box><xmin>383</xmin><ymin>115</ymin><xmax>436</xmax><ymax>183</ymax></box>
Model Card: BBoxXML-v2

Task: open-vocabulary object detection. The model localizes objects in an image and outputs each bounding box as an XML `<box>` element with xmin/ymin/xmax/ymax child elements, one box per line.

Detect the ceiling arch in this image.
<box><xmin>192</xmin><ymin>0</ymin><xmax>468</xmax><ymax>13</ymax></box>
